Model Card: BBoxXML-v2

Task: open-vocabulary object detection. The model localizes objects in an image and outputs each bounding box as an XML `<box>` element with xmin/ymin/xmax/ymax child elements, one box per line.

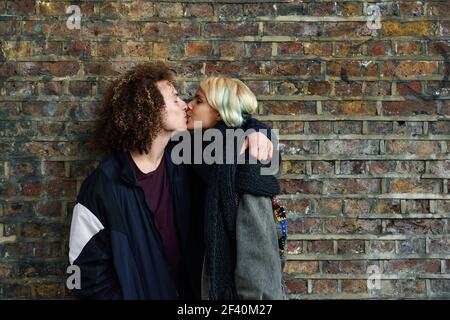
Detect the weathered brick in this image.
<box><xmin>142</xmin><ymin>22</ymin><xmax>200</xmax><ymax>40</ymax></box>
<box><xmin>216</xmin><ymin>4</ymin><xmax>243</xmax><ymax>18</ymax></box>
<box><xmin>368</xmin><ymin>240</ymin><xmax>395</xmax><ymax>254</ymax></box>
<box><xmin>323</xmin><ymin>260</ymin><xmax>368</xmax><ymax>274</ymax></box>
<box><xmin>382</xmin><ymin>21</ymin><xmax>433</xmax><ymax>37</ymax></box>
<box><xmin>205</xmin><ymin>61</ymin><xmax>260</xmax><ymax>77</ymax></box>
<box><xmin>365</xmin><ymin>82</ymin><xmax>392</xmax><ymax>96</ymax></box>
<box><xmin>7</xmin><ymin>0</ymin><xmax>35</xmax><ymax>15</ymax></box>
<box><xmin>281</xmin><ymin>161</ymin><xmax>306</xmax><ymax>174</ymax></box>
<box><xmin>335</xmin><ymin>43</ymin><xmax>364</xmax><ymax>57</ymax></box>
<box><xmin>307</xmin><ymin>240</ymin><xmax>334</xmax><ymax>254</ymax></box>
<box><xmin>322</xmin><ymin>101</ymin><xmax>377</xmax><ymax>116</ymax></box>
<box><xmin>429</xmin><ymin>239</ymin><xmax>450</xmax><ymax>254</ymax></box>
<box><xmin>243</xmin><ymin>3</ymin><xmax>276</xmax><ymax>17</ymax></box>
<box><xmin>316</xmin><ymin>199</ymin><xmax>342</xmax><ymax>215</ymax></box>
<box><xmin>246</xmin><ymin>42</ymin><xmax>272</xmax><ymax>58</ymax></box>
<box><xmin>22</xmin><ymin>62</ymin><xmax>80</xmax><ymax>77</ymax></box>
<box><xmin>312</xmin><ymin>280</ymin><xmax>337</xmax><ymax>294</ymax></box>
<box><xmin>323</xmin><ymin>218</ymin><xmax>381</xmax><ymax>234</ymax></box>
<box><xmin>384</xmin><ymin>259</ymin><xmax>440</xmax><ymax>273</ymax></box>
<box><xmin>278</xmin><ymin>42</ymin><xmax>303</xmax><ymax>56</ymax></box>
<box><xmin>341</xmin><ymin>161</ymin><xmax>365</xmax><ymax>174</ymax></box>
<box><xmin>367</xmin><ymin>122</ymin><xmax>393</xmax><ymax>134</ymax></box>
<box><xmin>328</xmin><ymin>61</ymin><xmax>378</xmax><ymax>77</ymax></box>
<box><xmin>372</xmin><ymin>200</ymin><xmax>401</xmax><ymax>214</ymax></box>
<box><xmin>335</xmin><ymin>2</ymin><xmax>361</xmax><ymax>16</ymax></box>
<box><xmin>286</xmin><ymin>279</ymin><xmax>308</xmax><ymax>293</ymax></box>
<box><xmin>279</xmin><ymin>179</ymin><xmax>322</xmax><ymax>195</ymax></box>
<box><xmin>427</xmin><ymin>2</ymin><xmax>449</xmax><ymax>16</ymax></box>
<box><xmin>405</xmin><ymin>200</ymin><xmax>430</xmax><ymax>214</ymax></box>
<box><xmin>39</xmin><ymin>81</ymin><xmax>63</xmax><ymax>96</ymax></box>
<box><xmin>21</xmin><ymin>222</ymin><xmax>65</xmax><ymax>239</ymax></box>
<box><xmin>385</xmin><ymin>141</ymin><xmax>441</xmax><ymax>155</ymax></box>
<box><xmin>156</xmin><ymin>2</ymin><xmax>184</xmax><ymax>17</ymax></box>
<box><xmin>284</xmin><ymin>261</ymin><xmax>319</xmax><ymax>274</ymax></box>
<box><xmin>288</xmin><ymin>218</ymin><xmax>322</xmax><ymax>234</ymax></box>
<box><xmin>322</xmin><ymin>22</ymin><xmax>372</xmax><ymax>38</ymax></box>
<box><xmin>312</xmin><ymin>160</ymin><xmax>334</xmax><ymax>174</ymax></box>
<box><xmin>260</xmin><ymin>101</ymin><xmax>316</xmax><ymax>115</ymax></box>
<box><xmin>2</xmin><ymin>284</ymin><xmax>31</xmax><ymax>299</ymax></box>
<box><xmin>186</xmin><ymin>4</ymin><xmax>213</xmax><ymax>17</ymax></box>
<box><xmin>309</xmin><ymin>121</ymin><xmax>332</xmax><ymax>135</ymax></box>
<box><xmin>368</xmin><ymin>41</ymin><xmax>393</xmax><ymax>56</ymax></box>
<box><xmin>343</xmin><ymin>199</ymin><xmax>370</xmax><ymax>216</ymax></box>
<box><xmin>394</xmin><ymin>61</ymin><xmax>439</xmax><ymax>78</ymax></box>
<box><xmin>33</xmin><ymin>282</ymin><xmax>65</xmax><ymax>298</ymax></box>
<box><xmin>323</xmin><ymin>140</ymin><xmax>379</xmax><ymax>155</ymax></box>
<box><xmin>430</xmin><ymin>280</ymin><xmax>450</xmax><ymax>294</ymax></box>
<box><xmin>69</xmin><ymin>82</ymin><xmax>92</xmax><ymax>97</ymax></box>
<box><xmin>265</xmin><ymin>61</ymin><xmax>321</xmax><ymax>76</ymax></box>
<box><xmin>186</xmin><ymin>42</ymin><xmax>213</xmax><ymax>57</ymax></box>
<box><xmin>287</xmin><ymin>240</ymin><xmax>303</xmax><ymax>255</ymax></box>
<box><xmin>334</xmin><ymin>121</ymin><xmax>362</xmax><ymax>134</ymax></box>
<box><xmin>281</xmin><ymin>198</ymin><xmax>313</xmax><ymax>217</ymax></box>
<box><xmin>436</xmin><ymin>200</ymin><xmax>450</xmax><ymax>214</ymax></box>
<box><xmin>265</xmin><ymin>22</ymin><xmax>319</xmax><ymax>37</ymax></box>
<box><xmin>337</xmin><ymin>240</ymin><xmax>365</xmax><ymax>254</ymax></box>
<box><xmin>401</xmin><ymin>280</ymin><xmax>426</xmax><ymax>297</ymax></box>
<box><xmin>385</xmin><ymin>220</ymin><xmax>444</xmax><ymax>235</ymax></box>
<box><xmin>342</xmin><ymin>279</ymin><xmax>366</xmax><ymax>293</ymax></box>
<box><xmin>388</xmin><ymin>178</ymin><xmax>440</xmax><ymax>193</ymax></box>
<box><xmin>335</xmin><ymin>82</ymin><xmax>363</xmax><ymax>96</ymax></box>
<box><xmin>399</xmin><ymin>2</ymin><xmax>424</xmax><ymax>16</ymax></box>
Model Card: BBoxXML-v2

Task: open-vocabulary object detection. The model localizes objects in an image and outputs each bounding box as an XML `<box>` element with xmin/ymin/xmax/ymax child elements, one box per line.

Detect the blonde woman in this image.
<box><xmin>186</xmin><ymin>77</ymin><xmax>286</xmax><ymax>300</ymax></box>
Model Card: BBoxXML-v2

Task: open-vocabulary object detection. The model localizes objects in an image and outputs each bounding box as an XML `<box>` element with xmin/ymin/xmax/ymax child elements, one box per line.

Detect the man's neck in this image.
<box><xmin>130</xmin><ymin>131</ymin><xmax>172</xmax><ymax>174</ymax></box>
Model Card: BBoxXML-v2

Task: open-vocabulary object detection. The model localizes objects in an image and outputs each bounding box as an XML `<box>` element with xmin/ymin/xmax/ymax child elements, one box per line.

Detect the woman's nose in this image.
<box><xmin>186</xmin><ymin>100</ymin><xmax>194</xmax><ymax>110</ymax></box>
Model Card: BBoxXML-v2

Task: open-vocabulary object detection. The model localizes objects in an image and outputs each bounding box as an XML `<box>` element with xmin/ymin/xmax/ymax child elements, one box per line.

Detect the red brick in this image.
<box><xmin>279</xmin><ymin>179</ymin><xmax>322</xmax><ymax>195</ymax></box>
<box><xmin>323</xmin><ymin>260</ymin><xmax>368</xmax><ymax>274</ymax></box>
<box><xmin>307</xmin><ymin>240</ymin><xmax>334</xmax><ymax>254</ymax></box>
<box><xmin>323</xmin><ymin>218</ymin><xmax>381</xmax><ymax>234</ymax></box>
<box><xmin>385</xmin><ymin>220</ymin><xmax>444</xmax><ymax>235</ymax></box>
<box><xmin>286</xmin><ymin>279</ymin><xmax>307</xmax><ymax>293</ymax></box>
<box><xmin>285</xmin><ymin>261</ymin><xmax>319</xmax><ymax>274</ymax></box>
<box><xmin>384</xmin><ymin>260</ymin><xmax>440</xmax><ymax>273</ymax></box>
<box><xmin>312</xmin><ymin>280</ymin><xmax>337</xmax><ymax>294</ymax></box>
<box><xmin>337</xmin><ymin>240</ymin><xmax>365</xmax><ymax>254</ymax></box>
<box><xmin>342</xmin><ymin>279</ymin><xmax>367</xmax><ymax>293</ymax></box>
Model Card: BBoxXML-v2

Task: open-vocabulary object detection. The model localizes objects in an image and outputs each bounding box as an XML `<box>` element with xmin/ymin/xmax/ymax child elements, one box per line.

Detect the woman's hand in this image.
<box><xmin>240</xmin><ymin>132</ymin><xmax>273</xmax><ymax>161</ymax></box>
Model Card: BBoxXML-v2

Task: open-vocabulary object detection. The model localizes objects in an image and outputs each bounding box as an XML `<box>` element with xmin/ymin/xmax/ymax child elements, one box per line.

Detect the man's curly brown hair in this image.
<box><xmin>89</xmin><ymin>62</ymin><xmax>174</xmax><ymax>155</ymax></box>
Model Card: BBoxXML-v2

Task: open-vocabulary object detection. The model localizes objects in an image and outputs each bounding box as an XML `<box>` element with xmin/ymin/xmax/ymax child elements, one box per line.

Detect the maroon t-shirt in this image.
<box><xmin>128</xmin><ymin>152</ymin><xmax>181</xmax><ymax>282</ymax></box>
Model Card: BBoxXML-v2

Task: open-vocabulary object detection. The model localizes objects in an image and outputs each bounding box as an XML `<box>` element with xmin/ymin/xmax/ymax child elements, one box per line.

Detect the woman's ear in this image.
<box><xmin>216</xmin><ymin>112</ymin><xmax>222</xmax><ymax>121</ymax></box>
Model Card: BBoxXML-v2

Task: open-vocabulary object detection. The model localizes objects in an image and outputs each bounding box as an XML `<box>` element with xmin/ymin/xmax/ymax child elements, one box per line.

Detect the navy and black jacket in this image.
<box><xmin>68</xmin><ymin>145</ymin><xmax>196</xmax><ymax>300</ymax></box>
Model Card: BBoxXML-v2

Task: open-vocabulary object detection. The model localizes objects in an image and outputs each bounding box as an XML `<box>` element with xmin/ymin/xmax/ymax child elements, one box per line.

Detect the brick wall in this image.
<box><xmin>0</xmin><ymin>0</ymin><xmax>449</xmax><ymax>299</ymax></box>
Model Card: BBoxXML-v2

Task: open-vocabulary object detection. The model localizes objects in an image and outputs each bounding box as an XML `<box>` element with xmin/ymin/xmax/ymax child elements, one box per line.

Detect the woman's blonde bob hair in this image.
<box><xmin>199</xmin><ymin>77</ymin><xmax>258</xmax><ymax>127</ymax></box>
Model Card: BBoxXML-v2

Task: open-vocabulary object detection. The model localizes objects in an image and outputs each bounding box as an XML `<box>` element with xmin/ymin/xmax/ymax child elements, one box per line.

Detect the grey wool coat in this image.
<box><xmin>201</xmin><ymin>193</ymin><xmax>287</xmax><ymax>300</ymax></box>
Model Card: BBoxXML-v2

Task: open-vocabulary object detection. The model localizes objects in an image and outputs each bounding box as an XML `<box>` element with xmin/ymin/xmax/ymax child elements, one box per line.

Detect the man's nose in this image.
<box><xmin>180</xmin><ymin>99</ymin><xmax>188</xmax><ymax>111</ymax></box>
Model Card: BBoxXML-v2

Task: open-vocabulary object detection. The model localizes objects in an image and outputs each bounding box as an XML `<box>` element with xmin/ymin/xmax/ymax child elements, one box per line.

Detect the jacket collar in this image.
<box><xmin>116</xmin><ymin>150</ymin><xmax>139</xmax><ymax>186</ymax></box>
